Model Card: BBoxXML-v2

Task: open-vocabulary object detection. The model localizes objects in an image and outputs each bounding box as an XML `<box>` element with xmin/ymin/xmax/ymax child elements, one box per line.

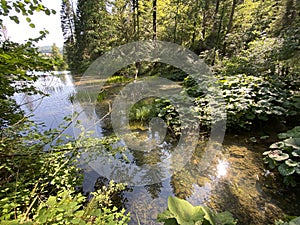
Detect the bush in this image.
<box><xmin>263</xmin><ymin>126</ymin><xmax>300</xmax><ymax>187</ymax></box>
<box><xmin>0</xmin><ymin>118</ymin><xmax>130</xmax><ymax>223</ymax></box>
<box><xmin>183</xmin><ymin>74</ymin><xmax>296</xmax><ymax>130</ymax></box>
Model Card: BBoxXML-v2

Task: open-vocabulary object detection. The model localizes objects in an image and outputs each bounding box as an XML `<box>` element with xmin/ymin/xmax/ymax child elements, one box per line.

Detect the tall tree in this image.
<box><xmin>61</xmin><ymin>0</ymin><xmax>76</xmax><ymax>44</ymax></box>
<box><xmin>152</xmin><ymin>0</ymin><xmax>157</xmax><ymax>40</ymax></box>
<box><xmin>61</xmin><ymin>0</ymin><xmax>76</xmax><ymax>71</ymax></box>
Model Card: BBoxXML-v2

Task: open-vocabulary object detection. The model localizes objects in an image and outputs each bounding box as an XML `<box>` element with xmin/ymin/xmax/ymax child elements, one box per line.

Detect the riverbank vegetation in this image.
<box><xmin>63</xmin><ymin>0</ymin><xmax>300</xmax><ymax>134</ymax></box>
<box><xmin>0</xmin><ymin>1</ymin><xmax>129</xmax><ymax>224</ymax></box>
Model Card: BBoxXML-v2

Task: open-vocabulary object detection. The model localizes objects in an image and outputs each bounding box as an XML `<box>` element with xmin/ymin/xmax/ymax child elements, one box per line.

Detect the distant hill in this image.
<box><xmin>38</xmin><ymin>46</ymin><xmax>63</xmax><ymax>54</ymax></box>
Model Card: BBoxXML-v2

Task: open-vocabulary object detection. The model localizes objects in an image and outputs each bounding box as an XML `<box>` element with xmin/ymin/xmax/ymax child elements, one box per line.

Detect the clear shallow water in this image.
<box><xmin>15</xmin><ymin>73</ymin><xmax>300</xmax><ymax>225</ymax></box>
<box><xmin>14</xmin><ymin>72</ymin><xmax>103</xmax><ymax>137</ymax></box>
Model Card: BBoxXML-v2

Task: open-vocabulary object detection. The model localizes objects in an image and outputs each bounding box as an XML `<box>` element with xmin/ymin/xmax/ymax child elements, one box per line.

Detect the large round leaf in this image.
<box><xmin>167</xmin><ymin>196</ymin><xmax>205</xmax><ymax>224</ymax></box>
<box><xmin>296</xmin><ymin>166</ymin><xmax>300</xmax><ymax>175</ymax></box>
<box><xmin>268</xmin><ymin>150</ymin><xmax>289</xmax><ymax>161</ymax></box>
<box><xmin>292</xmin><ymin>150</ymin><xmax>300</xmax><ymax>157</ymax></box>
<box><xmin>283</xmin><ymin>138</ymin><xmax>300</xmax><ymax>150</ymax></box>
<box><xmin>289</xmin><ymin>216</ymin><xmax>300</xmax><ymax>225</ymax></box>
<box><xmin>270</xmin><ymin>141</ymin><xmax>284</xmax><ymax>149</ymax></box>
<box><xmin>285</xmin><ymin>159</ymin><xmax>298</xmax><ymax>167</ymax></box>
<box><xmin>278</xmin><ymin>163</ymin><xmax>295</xmax><ymax>176</ymax></box>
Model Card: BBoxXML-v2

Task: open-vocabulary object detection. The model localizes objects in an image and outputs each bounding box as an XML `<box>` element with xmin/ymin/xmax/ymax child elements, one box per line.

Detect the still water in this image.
<box><xmin>15</xmin><ymin>73</ymin><xmax>300</xmax><ymax>225</ymax></box>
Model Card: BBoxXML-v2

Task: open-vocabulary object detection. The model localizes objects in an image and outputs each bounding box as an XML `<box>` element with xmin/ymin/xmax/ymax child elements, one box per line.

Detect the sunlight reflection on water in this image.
<box><xmin>216</xmin><ymin>159</ymin><xmax>229</xmax><ymax>178</ymax></box>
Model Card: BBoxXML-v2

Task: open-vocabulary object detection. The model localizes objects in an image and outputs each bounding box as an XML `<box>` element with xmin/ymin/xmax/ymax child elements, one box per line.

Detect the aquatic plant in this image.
<box><xmin>129</xmin><ymin>98</ymin><xmax>157</xmax><ymax>124</ymax></box>
<box><xmin>106</xmin><ymin>75</ymin><xmax>133</xmax><ymax>84</ymax></box>
<box><xmin>263</xmin><ymin>126</ymin><xmax>300</xmax><ymax>186</ymax></box>
<box><xmin>157</xmin><ymin>196</ymin><xmax>237</xmax><ymax>225</ymax></box>
<box><xmin>185</xmin><ymin>74</ymin><xmax>295</xmax><ymax>130</ymax></box>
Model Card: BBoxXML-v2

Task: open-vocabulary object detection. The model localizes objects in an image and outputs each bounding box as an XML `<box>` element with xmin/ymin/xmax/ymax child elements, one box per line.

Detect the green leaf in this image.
<box><xmin>292</xmin><ymin>150</ymin><xmax>300</xmax><ymax>157</ymax></box>
<box><xmin>29</xmin><ymin>23</ymin><xmax>35</xmax><ymax>28</ymax></box>
<box><xmin>270</xmin><ymin>142</ymin><xmax>284</xmax><ymax>149</ymax></box>
<box><xmin>283</xmin><ymin>138</ymin><xmax>300</xmax><ymax>150</ymax></box>
<box><xmin>295</xmin><ymin>166</ymin><xmax>300</xmax><ymax>175</ymax></box>
<box><xmin>285</xmin><ymin>159</ymin><xmax>298</xmax><ymax>167</ymax></box>
<box><xmin>289</xmin><ymin>216</ymin><xmax>300</xmax><ymax>225</ymax></box>
<box><xmin>157</xmin><ymin>209</ymin><xmax>174</xmax><ymax>221</ymax></box>
<box><xmin>168</xmin><ymin>196</ymin><xmax>195</xmax><ymax>224</ymax></box>
<box><xmin>268</xmin><ymin>150</ymin><xmax>289</xmax><ymax>161</ymax></box>
<box><xmin>202</xmin><ymin>206</ymin><xmax>216</xmax><ymax>225</ymax></box>
<box><xmin>45</xmin><ymin>9</ymin><xmax>50</xmax><ymax>15</ymax></box>
<box><xmin>9</xmin><ymin>16</ymin><xmax>20</xmax><ymax>24</ymax></box>
<box><xmin>278</xmin><ymin>163</ymin><xmax>295</xmax><ymax>176</ymax></box>
<box><xmin>215</xmin><ymin>211</ymin><xmax>237</xmax><ymax>225</ymax></box>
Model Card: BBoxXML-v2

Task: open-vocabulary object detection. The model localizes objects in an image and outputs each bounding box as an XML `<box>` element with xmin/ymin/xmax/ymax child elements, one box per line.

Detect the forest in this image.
<box><xmin>0</xmin><ymin>0</ymin><xmax>300</xmax><ymax>224</ymax></box>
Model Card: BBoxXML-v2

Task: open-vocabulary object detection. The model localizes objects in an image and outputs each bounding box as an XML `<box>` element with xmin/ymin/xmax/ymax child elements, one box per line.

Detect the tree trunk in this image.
<box><xmin>223</xmin><ymin>0</ymin><xmax>237</xmax><ymax>54</ymax></box>
<box><xmin>226</xmin><ymin>0</ymin><xmax>237</xmax><ymax>35</ymax></box>
<box><xmin>153</xmin><ymin>0</ymin><xmax>157</xmax><ymax>40</ymax></box>
<box><xmin>202</xmin><ymin>0</ymin><xmax>210</xmax><ymax>39</ymax></box>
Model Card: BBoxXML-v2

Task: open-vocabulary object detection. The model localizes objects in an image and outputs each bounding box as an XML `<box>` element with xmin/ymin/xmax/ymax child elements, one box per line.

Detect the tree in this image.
<box><xmin>0</xmin><ymin>0</ymin><xmax>56</xmax><ymax>126</ymax></box>
<box><xmin>61</xmin><ymin>0</ymin><xmax>76</xmax><ymax>71</ymax></box>
<box><xmin>51</xmin><ymin>43</ymin><xmax>67</xmax><ymax>71</ymax></box>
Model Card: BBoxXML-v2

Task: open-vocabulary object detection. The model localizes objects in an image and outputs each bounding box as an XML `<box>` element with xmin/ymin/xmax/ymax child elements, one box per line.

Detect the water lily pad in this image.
<box><xmin>268</xmin><ymin>150</ymin><xmax>289</xmax><ymax>161</ymax></box>
<box><xmin>278</xmin><ymin>163</ymin><xmax>295</xmax><ymax>176</ymax></box>
<box><xmin>285</xmin><ymin>159</ymin><xmax>298</xmax><ymax>167</ymax></box>
<box><xmin>269</xmin><ymin>141</ymin><xmax>284</xmax><ymax>149</ymax></box>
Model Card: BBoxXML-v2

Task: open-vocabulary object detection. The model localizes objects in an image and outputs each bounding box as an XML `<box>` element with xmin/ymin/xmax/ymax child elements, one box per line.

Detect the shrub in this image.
<box><xmin>263</xmin><ymin>126</ymin><xmax>300</xmax><ymax>186</ymax></box>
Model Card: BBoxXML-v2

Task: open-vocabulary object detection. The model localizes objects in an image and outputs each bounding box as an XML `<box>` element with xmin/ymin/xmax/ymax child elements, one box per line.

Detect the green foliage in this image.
<box><xmin>154</xmin><ymin>98</ymin><xmax>182</xmax><ymax>136</ymax></box>
<box><xmin>263</xmin><ymin>126</ymin><xmax>300</xmax><ymax>186</ymax></box>
<box><xmin>0</xmin><ymin>184</ymin><xmax>130</xmax><ymax>224</ymax></box>
<box><xmin>0</xmin><ymin>117</ymin><xmax>130</xmax><ymax>224</ymax></box>
<box><xmin>106</xmin><ymin>75</ymin><xmax>133</xmax><ymax>84</ymax></box>
<box><xmin>157</xmin><ymin>196</ymin><xmax>237</xmax><ymax>225</ymax></box>
<box><xmin>182</xmin><ymin>73</ymin><xmax>297</xmax><ymax>130</ymax></box>
<box><xmin>0</xmin><ymin>40</ymin><xmax>54</xmax><ymax>126</ymax></box>
<box><xmin>129</xmin><ymin>98</ymin><xmax>157</xmax><ymax>125</ymax></box>
<box><xmin>275</xmin><ymin>216</ymin><xmax>300</xmax><ymax>225</ymax></box>
<box><xmin>0</xmin><ymin>0</ymin><xmax>130</xmax><ymax>224</ymax></box>
<box><xmin>0</xmin><ymin>119</ymin><xmax>81</xmax><ymax>221</ymax></box>
<box><xmin>50</xmin><ymin>43</ymin><xmax>68</xmax><ymax>71</ymax></box>
<box><xmin>0</xmin><ymin>0</ymin><xmax>55</xmax><ymax>26</ymax></box>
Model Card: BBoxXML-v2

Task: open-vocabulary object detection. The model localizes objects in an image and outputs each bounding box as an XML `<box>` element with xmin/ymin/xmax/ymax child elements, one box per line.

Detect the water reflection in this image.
<box><xmin>15</xmin><ymin>73</ymin><xmax>103</xmax><ymax>138</ymax></box>
<box><xmin>15</xmin><ymin>73</ymin><xmax>298</xmax><ymax>224</ymax></box>
<box><xmin>216</xmin><ymin>159</ymin><xmax>229</xmax><ymax>178</ymax></box>
<box><xmin>15</xmin><ymin>72</ymin><xmax>76</xmax><ymax>131</ymax></box>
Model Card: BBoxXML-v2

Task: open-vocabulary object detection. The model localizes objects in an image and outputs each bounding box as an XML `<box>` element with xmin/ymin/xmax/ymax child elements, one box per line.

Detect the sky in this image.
<box><xmin>2</xmin><ymin>1</ymin><xmax>65</xmax><ymax>47</ymax></box>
